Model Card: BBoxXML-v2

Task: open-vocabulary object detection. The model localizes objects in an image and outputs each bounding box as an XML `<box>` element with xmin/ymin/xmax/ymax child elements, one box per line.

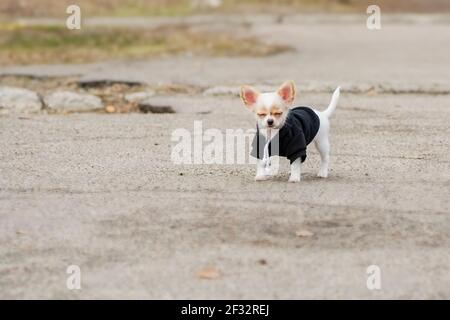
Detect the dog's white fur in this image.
<box><xmin>240</xmin><ymin>81</ymin><xmax>340</xmax><ymax>182</ymax></box>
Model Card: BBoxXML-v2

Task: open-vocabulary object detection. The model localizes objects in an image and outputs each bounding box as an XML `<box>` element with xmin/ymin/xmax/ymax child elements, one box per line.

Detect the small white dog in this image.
<box><xmin>240</xmin><ymin>80</ymin><xmax>340</xmax><ymax>182</ymax></box>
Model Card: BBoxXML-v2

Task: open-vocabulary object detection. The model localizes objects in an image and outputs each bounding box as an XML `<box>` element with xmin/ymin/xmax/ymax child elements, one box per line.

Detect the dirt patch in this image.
<box><xmin>0</xmin><ymin>75</ymin><xmax>207</xmax><ymax>113</ymax></box>
<box><xmin>0</xmin><ymin>75</ymin><xmax>144</xmax><ymax>113</ymax></box>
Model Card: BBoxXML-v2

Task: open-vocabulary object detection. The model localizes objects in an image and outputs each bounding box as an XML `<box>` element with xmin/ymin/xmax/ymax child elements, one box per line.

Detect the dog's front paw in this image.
<box><xmin>317</xmin><ymin>169</ymin><xmax>328</xmax><ymax>178</ymax></box>
<box><xmin>288</xmin><ymin>175</ymin><xmax>300</xmax><ymax>183</ymax></box>
<box><xmin>255</xmin><ymin>175</ymin><xmax>270</xmax><ymax>181</ymax></box>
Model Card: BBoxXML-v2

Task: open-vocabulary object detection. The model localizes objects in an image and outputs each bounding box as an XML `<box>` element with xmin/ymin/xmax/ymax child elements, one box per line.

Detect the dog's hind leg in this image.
<box><xmin>315</xmin><ymin>135</ymin><xmax>330</xmax><ymax>178</ymax></box>
<box><xmin>313</xmin><ymin>113</ymin><xmax>330</xmax><ymax>178</ymax></box>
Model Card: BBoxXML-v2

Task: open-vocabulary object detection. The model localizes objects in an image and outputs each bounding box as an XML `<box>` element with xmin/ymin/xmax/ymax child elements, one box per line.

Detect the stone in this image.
<box><xmin>0</xmin><ymin>86</ymin><xmax>42</xmax><ymax>114</ymax></box>
<box><xmin>124</xmin><ymin>91</ymin><xmax>155</xmax><ymax>104</ymax></box>
<box><xmin>44</xmin><ymin>91</ymin><xmax>103</xmax><ymax>112</ymax></box>
<box><xmin>105</xmin><ymin>105</ymin><xmax>116</xmax><ymax>113</ymax></box>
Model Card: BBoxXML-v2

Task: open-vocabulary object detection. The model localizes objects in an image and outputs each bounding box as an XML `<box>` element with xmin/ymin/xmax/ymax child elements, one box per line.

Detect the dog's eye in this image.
<box><xmin>272</xmin><ymin>112</ymin><xmax>283</xmax><ymax>116</ymax></box>
<box><xmin>257</xmin><ymin>113</ymin><xmax>267</xmax><ymax>117</ymax></box>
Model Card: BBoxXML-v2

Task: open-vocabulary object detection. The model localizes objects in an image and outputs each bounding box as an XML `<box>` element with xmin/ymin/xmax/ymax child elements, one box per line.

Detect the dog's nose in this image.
<box><xmin>267</xmin><ymin>119</ymin><xmax>274</xmax><ymax>126</ymax></box>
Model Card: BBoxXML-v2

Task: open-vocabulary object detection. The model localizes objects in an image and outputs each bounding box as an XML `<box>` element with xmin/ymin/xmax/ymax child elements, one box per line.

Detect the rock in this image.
<box><xmin>295</xmin><ymin>229</ymin><xmax>314</xmax><ymax>238</ymax></box>
<box><xmin>77</xmin><ymin>79</ymin><xmax>142</xmax><ymax>88</ymax></box>
<box><xmin>0</xmin><ymin>86</ymin><xmax>42</xmax><ymax>114</ymax></box>
<box><xmin>138</xmin><ymin>103</ymin><xmax>175</xmax><ymax>114</ymax></box>
<box><xmin>124</xmin><ymin>91</ymin><xmax>155</xmax><ymax>104</ymax></box>
<box><xmin>44</xmin><ymin>91</ymin><xmax>103</xmax><ymax>113</ymax></box>
<box><xmin>105</xmin><ymin>105</ymin><xmax>116</xmax><ymax>113</ymax></box>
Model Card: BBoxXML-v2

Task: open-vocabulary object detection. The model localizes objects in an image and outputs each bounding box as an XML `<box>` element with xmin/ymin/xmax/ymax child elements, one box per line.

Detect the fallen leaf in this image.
<box><xmin>196</xmin><ymin>266</ymin><xmax>220</xmax><ymax>279</ymax></box>
<box><xmin>105</xmin><ymin>105</ymin><xmax>116</xmax><ymax>113</ymax></box>
<box><xmin>295</xmin><ymin>229</ymin><xmax>314</xmax><ymax>237</ymax></box>
<box><xmin>257</xmin><ymin>259</ymin><xmax>268</xmax><ymax>265</ymax></box>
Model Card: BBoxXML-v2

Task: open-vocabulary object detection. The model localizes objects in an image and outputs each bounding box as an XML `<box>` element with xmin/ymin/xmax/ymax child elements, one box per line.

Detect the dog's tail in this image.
<box><xmin>323</xmin><ymin>86</ymin><xmax>340</xmax><ymax>118</ymax></box>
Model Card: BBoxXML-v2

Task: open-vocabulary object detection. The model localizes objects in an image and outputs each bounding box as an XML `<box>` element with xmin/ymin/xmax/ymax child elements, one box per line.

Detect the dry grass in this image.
<box><xmin>0</xmin><ymin>24</ymin><xmax>292</xmax><ymax>65</ymax></box>
<box><xmin>1</xmin><ymin>0</ymin><xmax>449</xmax><ymax>18</ymax></box>
<box><xmin>0</xmin><ymin>0</ymin><xmax>193</xmax><ymax>19</ymax></box>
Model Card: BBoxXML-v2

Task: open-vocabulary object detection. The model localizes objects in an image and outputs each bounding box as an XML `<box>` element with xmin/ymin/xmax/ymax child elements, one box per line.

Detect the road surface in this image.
<box><xmin>1</xmin><ymin>14</ymin><xmax>449</xmax><ymax>299</ymax></box>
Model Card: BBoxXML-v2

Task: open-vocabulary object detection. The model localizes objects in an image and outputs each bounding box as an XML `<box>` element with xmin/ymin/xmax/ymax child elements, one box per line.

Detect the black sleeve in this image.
<box><xmin>250</xmin><ymin>133</ymin><xmax>263</xmax><ymax>160</ymax></box>
<box><xmin>285</xmin><ymin>130</ymin><xmax>307</xmax><ymax>163</ymax></box>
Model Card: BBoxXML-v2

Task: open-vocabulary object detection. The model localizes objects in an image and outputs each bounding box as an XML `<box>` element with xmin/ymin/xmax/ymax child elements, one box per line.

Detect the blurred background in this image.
<box><xmin>1</xmin><ymin>0</ymin><xmax>450</xmax><ymax>66</ymax></box>
<box><xmin>3</xmin><ymin>0</ymin><xmax>450</xmax><ymax>17</ymax></box>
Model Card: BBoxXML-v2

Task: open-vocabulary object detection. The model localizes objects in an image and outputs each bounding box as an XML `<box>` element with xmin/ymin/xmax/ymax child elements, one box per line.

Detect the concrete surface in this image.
<box><xmin>1</xmin><ymin>92</ymin><xmax>449</xmax><ymax>299</ymax></box>
<box><xmin>0</xmin><ymin>14</ymin><xmax>449</xmax><ymax>299</ymax></box>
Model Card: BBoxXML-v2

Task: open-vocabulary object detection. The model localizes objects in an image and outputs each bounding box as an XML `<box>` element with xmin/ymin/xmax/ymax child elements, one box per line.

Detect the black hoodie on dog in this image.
<box><xmin>251</xmin><ymin>106</ymin><xmax>320</xmax><ymax>164</ymax></box>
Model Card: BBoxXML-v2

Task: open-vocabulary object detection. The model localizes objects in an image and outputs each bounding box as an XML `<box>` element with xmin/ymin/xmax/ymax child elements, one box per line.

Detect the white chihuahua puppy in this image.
<box><xmin>240</xmin><ymin>81</ymin><xmax>340</xmax><ymax>182</ymax></box>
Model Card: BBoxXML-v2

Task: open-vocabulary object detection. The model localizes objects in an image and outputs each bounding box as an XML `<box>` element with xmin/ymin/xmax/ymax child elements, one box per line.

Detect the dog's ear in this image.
<box><xmin>277</xmin><ymin>80</ymin><xmax>296</xmax><ymax>104</ymax></box>
<box><xmin>240</xmin><ymin>85</ymin><xmax>259</xmax><ymax>110</ymax></box>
